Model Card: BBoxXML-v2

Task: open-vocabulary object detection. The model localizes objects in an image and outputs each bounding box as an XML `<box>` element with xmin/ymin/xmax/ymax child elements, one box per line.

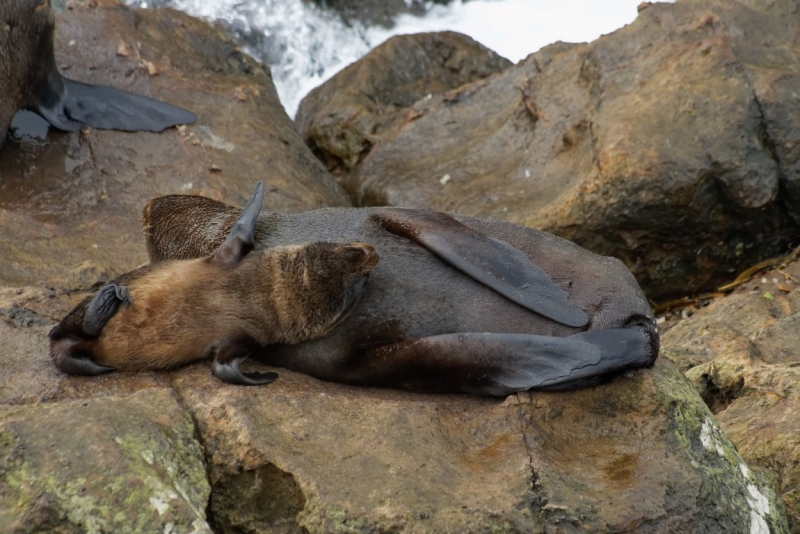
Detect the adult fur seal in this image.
<box><xmin>133</xmin><ymin>185</ymin><xmax>660</xmax><ymax>396</ymax></box>
<box><xmin>49</xmin><ymin>182</ymin><xmax>380</xmax><ymax>385</ymax></box>
<box><xmin>0</xmin><ymin>0</ymin><xmax>195</xmax><ymax>147</ymax></box>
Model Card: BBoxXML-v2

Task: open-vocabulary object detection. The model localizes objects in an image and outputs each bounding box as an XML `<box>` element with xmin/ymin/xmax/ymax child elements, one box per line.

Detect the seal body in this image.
<box><xmin>0</xmin><ymin>0</ymin><xmax>194</xmax><ymax>147</ymax></box>
<box><xmin>50</xmin><ymin>183</ymin><xmax>379</xmax><ymax>385</ymax></box>
<box><xmin>142</xmin><ymin>193</ymin><xmax>660</xmax><ymax>395</ymax></box>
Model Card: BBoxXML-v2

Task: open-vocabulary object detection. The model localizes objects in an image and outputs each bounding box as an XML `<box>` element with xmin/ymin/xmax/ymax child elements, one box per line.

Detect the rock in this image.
<box><xmin>309</xmin><ymin>0</ymin><xmax>451</xmax><ymax>28</ymax></box>
<box><xmin>0</xmin><ymin>388</ymin><xmax>211</xmax><ymax>533</ymax></box>
<box><xmin>661</xmin><ymin>256</ymin><xmax>800</xmax><ymax>530</ymax></box>
<box><xmin>297</xmin><ymin>0</ymin><xmax>800</xmax><ymax>301</ymax></box>
<box><xmin>0</xmin><ymin>0</ymin><xmax>349</xmax><ymax>288</ymax></box>
<box><xmin>168</xmin><ymin>357</ymin><xmax>789</xmax><ymax>532</ymax></box>
<box><xmin>296</xmin><ymin>31</ymin><xmax>512</xmax><ymax>178</ymax></box>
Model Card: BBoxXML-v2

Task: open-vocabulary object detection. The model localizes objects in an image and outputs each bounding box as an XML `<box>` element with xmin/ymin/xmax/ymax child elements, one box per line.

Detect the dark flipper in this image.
<box><xmin>83</xmin><ymin>284</ymin><xmax>132</xmax><ymax>337</ymax></box>
<box><xmin>210</xmin><ymin>335</ymin><xmax>278</xmax><ymax>386</ymax></box>
<box><xmin>211</xmin><ymin>181</ymin><xmax>264</xmax><ymax>266</ymax></box>
<box><xmin>57</xmin><ymin>352</ymin><xmax>116</xmax><ymax>376</ymax></box>
<box><xmin>344</xmin><ymin>325</ymin><xmax>655</xmax><ymax>396</ymax></box>
<box><xmin>33</xmin><ymin>76</ymin><xmax>195</xmax><ymax>133</ymax></box>
<box><xmin>372</xmin><ymin>209</ymin><xmax>588</xmax><ymax>328</ymax></box>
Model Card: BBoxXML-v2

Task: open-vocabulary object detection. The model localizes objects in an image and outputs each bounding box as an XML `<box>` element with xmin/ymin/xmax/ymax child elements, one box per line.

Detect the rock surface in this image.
<box><xmin>309</xmin><ymin>0</ymin><xmax>451</xmax><ymax>28</ymax></box>
<box><xmin>662</xmin><ymin>255</ymin><xmax>800</xmax><ymax>531</ymax></box>
<box><xmin>297</xmin><ymin>0</ymin><xmax>800</xmax><ymax>302</ymax></box>
<box><xmin>0</xmin><ymin>0</ymin><xmax>349</xmax><ymax>288</ymax></box>
<box><xmin>296</xmin><ymin>31</ymin><xmax>512</xmax><ymax>178</ymax></box>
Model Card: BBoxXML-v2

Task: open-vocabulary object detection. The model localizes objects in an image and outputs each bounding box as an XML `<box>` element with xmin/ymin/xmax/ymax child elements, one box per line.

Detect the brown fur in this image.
<box><xmin>51</xmin><ymin>242</ymin><xmax>379</xmax><ymax>372</ymax></box>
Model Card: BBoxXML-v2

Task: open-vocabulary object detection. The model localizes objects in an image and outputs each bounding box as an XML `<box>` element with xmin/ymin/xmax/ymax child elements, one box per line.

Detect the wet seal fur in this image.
<box><xmin>49</xmin><ymin>182</ymin><xmax>379</xmax><ymax>385</ymax></box>
<box><xmin>136</xmin><ymin>186</ymin><xmax>660</xmax><ymax>396</ymax></box>
<box><xmin>0</xmin><ymin>0</ymin><xmax>195</xmax><ymax>147</ymax></box>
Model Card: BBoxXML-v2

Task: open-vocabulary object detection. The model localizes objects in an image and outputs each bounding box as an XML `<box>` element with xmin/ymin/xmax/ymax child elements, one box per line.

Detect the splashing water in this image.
<box><xmin>125</xmin><ymin>0</ymin><xmax>666</xmax><ymax>118</ymax></box>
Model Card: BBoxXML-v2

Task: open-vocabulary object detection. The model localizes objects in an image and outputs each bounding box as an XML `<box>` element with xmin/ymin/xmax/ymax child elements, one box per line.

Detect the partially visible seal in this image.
<box><xmin>0</xmin><ymin>0</ymin><xmax>195</xmax><ymax>147</ymax></box>
<box><xmin>49</xmin><ymin>182</ymin><xmax>379</xmax><ymax>385</ymax></box>
<box><xmin>137</xmin><ymin>186</ymin><xmax>660</xmax><ymax>396</ymax></box>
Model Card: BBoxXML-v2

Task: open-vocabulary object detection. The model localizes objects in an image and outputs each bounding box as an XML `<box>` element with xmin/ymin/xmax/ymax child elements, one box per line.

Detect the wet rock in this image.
<box><xmin>298</xmin><ymin>0</ymin><xmax>800</xmax><ymax>301</ymax></box>
<box><xmin>296</xmin><ymin>31</ymin><xmax>512</xmax><ymax>178</ymax></box>
<box><xmin>0</xmin><ymin>388</ymin><xmax>211</xmax><ymax>533</ymax></box>
<box><xmin>0</xmin><ymin>0</ymin><xmax>349</xmax><ymax>288</ymax></box>
<box><xmin>662</xmin><ymin>257</ymin><xmax>800</xmax><ymax>530</ymax></box>
<box><xmin>309</xmin><ymin>0</ymin><xmax>451</xmax><ymax>28</ymax></box>
<box><xmin>170</xmin><ymin>357</ymin><xmax>789</xmax><ymax>532</ymax></box>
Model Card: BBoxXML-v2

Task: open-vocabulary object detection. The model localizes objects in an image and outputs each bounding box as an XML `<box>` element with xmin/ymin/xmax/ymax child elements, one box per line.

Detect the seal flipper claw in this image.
<box><xmin>343</xmin><ymin>325</ymin><xmax>656</xmax><ymax>396</ymax></box>
<box><xmin>210</xmin><ymin>335</ymin><xmax>277</xmax><ymax>386</ymax></box>
<box><xmin>34</xmin><ymin>76</ymin><xmax>196</xmax><ymax>133</ymax></box>
<box><xmin>372</xmin><ymin>209</ymin><xmax>589</xmax><ymax>328</ymax></box>
<box><xmin>83</xmin><ymin>284</ymin><xmax>132</xmax><ymax>337</ymax></box>
<box><xmin>212</xmin><ymin>181</ymin><xmax>265</xmax><ymax>266</ymax></box>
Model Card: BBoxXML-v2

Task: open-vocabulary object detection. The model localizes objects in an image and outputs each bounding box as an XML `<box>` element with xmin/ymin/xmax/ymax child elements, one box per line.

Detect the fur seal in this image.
<box><xmin>49</xmin><ymin>182</ymin><xmax>380</xmax><ymax>385</ymax></box>
<box><xmin>133</xmin><ymin>185</ymin><xmax>660</xmax><ymax>396</ymax></box>
<box><xmin>0</xmin><ymin>0</ymin><xmax>195</xmax><ymax>147</ymax></box>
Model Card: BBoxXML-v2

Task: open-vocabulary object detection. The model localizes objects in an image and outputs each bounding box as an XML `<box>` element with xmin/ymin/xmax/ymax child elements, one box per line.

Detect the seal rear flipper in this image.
<box><xmin>210</xmin><ymin>335</ymin><xmax>278</xmax><ymax>386</ymax></box>
<box><xmin>33</xmin><ymin>76</ymin><xmax>196</xmax><ymax>133</ymax></box>
<box><xmin>371</xmin><ymin>209</ymin><xmax>588</xmax><ymax>328</ymax></box>
<box><xmin>211</xmin><ymin>181</ymin><xmax>265</xmax><ymax>266</ymax></box>
<box><xmin>83</xmin><ymin>284</ymin><xmax>132</xmax><ymax>337</ymax></box>
<box><xmin>343</xmin><ymin>326</ymin><xmax>655</xmax><ymax>396</ymax></box>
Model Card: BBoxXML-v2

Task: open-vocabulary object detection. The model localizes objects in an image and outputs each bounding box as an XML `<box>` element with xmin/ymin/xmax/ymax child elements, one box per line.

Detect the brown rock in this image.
<box><xmin>0</xmin><ymin>388</ymin><xmax>211</xmax><ymax>533</ymax></box>
<box><xmin>298</xmin><ymin>0</ymin><xmax>800</xmax><ymax>301</ymax></box>
<box><xmin>296</xmin><ymin>31</ymin><xmax>512</xmax><ymax>179</ymax></box>
<box><xmin>0</xmin><ymin>0</ymin><xmax>349</xmax><ymax>288</ymax></box>
<box><xmin>169</xmin><ymin>357</ymin><xmax>789</xmax><ymax>532</ymax></box>
<box><xmin>662</xmin><ymin>256</ymin><xmax>800</xmax><ymax>530</ymax></box>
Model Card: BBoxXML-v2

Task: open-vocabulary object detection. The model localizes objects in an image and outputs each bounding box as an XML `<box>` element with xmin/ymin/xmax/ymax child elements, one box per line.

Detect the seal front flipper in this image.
<box><xmin>371</xmin><ymin>209</ymin><xmax>588</xmax><ymax>328</ymax></box>
<box><xmin>343</xmin><ymin>326</ymin><xmax>656</xmax><ymax>396</ymax></box>
<box><xmin>210</xmin><ymin>335</ymin><xmax>278</xmax><ymax>386</ymax></box>
<box><xmin>83</xmin><ymin>283</ymin><xmax>132</xmax><ymax>336</ymax></box>
<box><xmin>211</xmin><ymin>181</ymin><xmax>265</xmax><ymax>266</ymax></box>
<box><xmin>49</xmin><ymin>283</ymin><xmax>130</xmax><ymax>376</ymax></box>
<box><xmin>33</xmin><ymin>75</ymin><xmax>196</xmax><ymax>133</ymax></box>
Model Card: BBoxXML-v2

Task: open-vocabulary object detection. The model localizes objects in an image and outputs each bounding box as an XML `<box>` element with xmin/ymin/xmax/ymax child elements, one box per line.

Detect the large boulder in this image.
<box><xmin>0</xmin><ymin>0</ymin><xmax>349</xmax><ymax>288</ymax></box>
<box><xmin>662</xmin><ymin>255</ymin><xmax>800</xmax><ymax>530</ymax></box>
<box><xmin>296</xmin><ymin>0</ymin><xmax>800</xmax><ymax>302</ymax></box>
<box><xmin>296</xmin><ymin>31</ymin><xmax>512</xmax><ymax>177</ymax></box>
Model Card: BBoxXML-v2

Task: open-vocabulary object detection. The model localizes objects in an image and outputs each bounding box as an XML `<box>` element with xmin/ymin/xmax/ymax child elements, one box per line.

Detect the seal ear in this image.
<box><xmin>211</xmin><ymin>181</ymin><xmax>265</xmax><ymax>266</ymax></box>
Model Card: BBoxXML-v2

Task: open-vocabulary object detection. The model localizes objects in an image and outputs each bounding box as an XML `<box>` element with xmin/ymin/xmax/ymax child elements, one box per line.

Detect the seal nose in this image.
<box><xmin>343</xmin><ymin>243</ymin><xmax>380</xmax><ymax>273</ymax></box>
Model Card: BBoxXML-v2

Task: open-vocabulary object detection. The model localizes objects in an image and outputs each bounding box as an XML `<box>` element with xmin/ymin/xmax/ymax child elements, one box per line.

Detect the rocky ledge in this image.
<box><xmin>0</xmin><ymin>0</ymin><xmax>796</xmax><ymax>532</ymax></box>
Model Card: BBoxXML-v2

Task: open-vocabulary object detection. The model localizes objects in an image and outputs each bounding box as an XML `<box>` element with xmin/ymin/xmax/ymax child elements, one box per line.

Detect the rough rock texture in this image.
<box><xmin>0</xmin><ymin>0</ymin><xmax>349</xmax><ymax>288</ymax></box>
<box><xmin>309</xmin><ymin>0</ymin><xmax>451</xmax><ymax>28</ymax></box>
<box><xmin>296</xmin><ymin>31</ymin><xmax>512</xmax><ymax>177</ymax></box>
<box><xmin>297</xmin><ymin>0</ymin><xmax>800</xmax><ymax>302</ymax></box>
<box><xmin>0</xmin><ymin>389</ymin><xmax>210</xmax><ymax>534</ymax></box>
<box><xmin>662</xmin><ymin>256</ymin><xmax>800</xmax><ymax>531</ymax></box>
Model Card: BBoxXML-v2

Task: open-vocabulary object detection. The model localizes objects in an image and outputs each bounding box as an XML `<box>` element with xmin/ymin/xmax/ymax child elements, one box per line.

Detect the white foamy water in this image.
<box><xmin>126</xmin><ymin>0</ymin><xmax>669</xmax><ymax>118</ymax></box>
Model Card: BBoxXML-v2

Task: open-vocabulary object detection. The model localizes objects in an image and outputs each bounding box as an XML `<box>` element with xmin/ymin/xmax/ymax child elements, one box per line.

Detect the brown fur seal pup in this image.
<box><xmin>49</xmin><ymin>182</ymin><xmax>379</xmax><ymax>385</ymax></box>
<box><xmin>0</xmin><ymin>0</ymin><xmax>195</xmax><ymax>147</ymax></box>
<box><xmin>134</xmin><ymin>187</ymin><xmax>661</xmax><ymax>396</ymax></box>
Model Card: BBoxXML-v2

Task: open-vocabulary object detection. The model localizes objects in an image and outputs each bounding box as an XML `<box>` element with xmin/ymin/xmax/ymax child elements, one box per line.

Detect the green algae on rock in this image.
<box><xmin>0</xmin><ymin>389</ymin><xmax>211</xmax><ymax>534</ymax></box>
